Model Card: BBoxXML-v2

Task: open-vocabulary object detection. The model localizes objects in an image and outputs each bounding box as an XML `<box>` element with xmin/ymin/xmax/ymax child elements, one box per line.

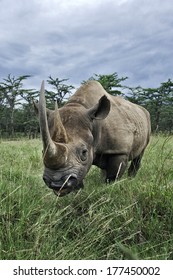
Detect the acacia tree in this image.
<box><xmin>83</xmin><ymin>72</ymin><xmax>128</xmax><ymax>95</ymax></box>
<box><xmin>1</xmin><ymin>73</ymin><xmax>173</xmax><ymax>136</ymax></box>
<box><xmin>126</xmin><ymin>86</ymin><xmax>144</xmax><ymax>104</ymax></box>
<box><xmin>154</xmin><ymin>79</ymin><xmax>173</xmax><ymax>131</ymax></box>
<box><xmin>127</xmin><ymin>79</ymin><xmax>173</xmax><ymax>132</ymax></box>
<box><xmin>0</xmin><ymin>75</ymin><xmax>31</xmax><ymax>136</ymax></box>
<box><xmin>19</xmin><ymin>87</ymin><xmax>39</xmax><ymax>137</ymax></box>
<box><xmin>46</xmin><ymin>76</ymin><xmax>74</xmax><ymax>107</ymax></box>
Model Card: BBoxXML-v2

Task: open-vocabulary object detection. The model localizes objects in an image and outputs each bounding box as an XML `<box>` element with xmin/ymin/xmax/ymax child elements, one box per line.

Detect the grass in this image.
<box><xmin>0</xmin><ymin>134</ymin><xmax>173</xmax><ymax>260</ymax></box>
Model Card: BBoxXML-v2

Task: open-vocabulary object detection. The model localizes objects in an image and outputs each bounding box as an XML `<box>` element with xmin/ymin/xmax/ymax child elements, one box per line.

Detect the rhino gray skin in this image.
<box><xmin>35</xmin><ymin>80</ymin><xmax>151</xmax><ymax>196</ymax></box>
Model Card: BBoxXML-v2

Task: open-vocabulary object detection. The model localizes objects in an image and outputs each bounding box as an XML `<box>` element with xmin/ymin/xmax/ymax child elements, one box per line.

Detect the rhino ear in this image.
<box><xmin>88</xmin><ymin>95</ymin><xmax>110</xmax><ymax>120</ymax></box>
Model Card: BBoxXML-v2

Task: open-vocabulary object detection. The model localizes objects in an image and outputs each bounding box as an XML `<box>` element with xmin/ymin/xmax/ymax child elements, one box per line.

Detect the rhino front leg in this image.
<box><xmin>105</xmin><ymin>154</ymin><xmax>128</xmax><ymax>183</ymax></box>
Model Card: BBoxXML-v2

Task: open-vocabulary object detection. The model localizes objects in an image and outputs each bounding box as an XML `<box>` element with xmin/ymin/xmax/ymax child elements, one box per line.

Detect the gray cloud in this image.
<box><xmin>0</xmin><ymin>0</ymin><xmax>173</xmax><ymax>90</ymax></box>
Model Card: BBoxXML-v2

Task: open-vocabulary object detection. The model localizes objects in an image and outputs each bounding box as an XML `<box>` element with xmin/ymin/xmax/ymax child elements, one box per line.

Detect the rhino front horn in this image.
<box><xmin>38</xmin><ymin>81</ymin><xmax>68</xmax><ymax>168</ymax></box>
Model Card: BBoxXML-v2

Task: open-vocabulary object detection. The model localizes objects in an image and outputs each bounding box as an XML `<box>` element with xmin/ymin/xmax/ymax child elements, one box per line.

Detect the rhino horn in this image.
<box><xmin>39</xmin><ymin>81</ymin><xmax>67</xmax><ymax>165</ymax></box>
<box><xmin>53</xmin><ymin>101</ymin><xmax>68</xmax><ymax>143</ymax></box>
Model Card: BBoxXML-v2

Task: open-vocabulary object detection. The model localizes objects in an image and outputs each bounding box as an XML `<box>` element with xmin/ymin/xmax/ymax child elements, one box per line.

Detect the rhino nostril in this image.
<box><xmin>70</xmin><ymin>175</ymin><xmax>77</xmax><ymax>181</ymax></box>
<box><xmin>66</xmin><ymin>176</ymin><xmax>78</xmax><ymax>187</ymax></box>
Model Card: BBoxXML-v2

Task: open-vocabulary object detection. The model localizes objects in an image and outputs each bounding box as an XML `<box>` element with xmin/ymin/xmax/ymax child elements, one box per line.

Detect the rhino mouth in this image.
<box><xmin>43</xmin><ymin>174</ymin><xmax>83</xmax><ymax>197</ymax></box>
<box><xmin>53</xmin><ymin>180</ymin><xmax>84</xmax><ymax>197</ymax></box>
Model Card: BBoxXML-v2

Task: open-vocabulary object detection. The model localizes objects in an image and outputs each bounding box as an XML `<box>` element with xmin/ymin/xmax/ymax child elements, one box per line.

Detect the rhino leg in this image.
<box><xmin>105</xmin><ymin>154</ymin><xmax>128</xmax><ymax>182</ymax></box>
<box><xmin>128</xmin><ymin>151</ymin><xmax>144</xmax><ymax>177</ymax></box>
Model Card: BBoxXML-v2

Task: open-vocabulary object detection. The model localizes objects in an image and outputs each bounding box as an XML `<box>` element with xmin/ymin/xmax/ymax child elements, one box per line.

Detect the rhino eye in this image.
<box><xmin>80</xmin><ymin>148</ymin><xmax>88</xmax><ymax>161</ymax></box>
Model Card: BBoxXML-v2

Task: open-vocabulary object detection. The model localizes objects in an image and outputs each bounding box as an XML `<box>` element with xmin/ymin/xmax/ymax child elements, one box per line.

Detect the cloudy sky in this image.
<box><xmin>0</xmin><ymin>0</ymin><xmax>173</xmax><ymax>91</ymax></box>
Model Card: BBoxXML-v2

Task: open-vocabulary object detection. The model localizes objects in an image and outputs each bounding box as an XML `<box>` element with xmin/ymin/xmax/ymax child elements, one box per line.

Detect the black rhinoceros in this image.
<box><xmin>35</xmin><ymin>80</ymin><xmax>151</xmax><ymax>196</ymax></box>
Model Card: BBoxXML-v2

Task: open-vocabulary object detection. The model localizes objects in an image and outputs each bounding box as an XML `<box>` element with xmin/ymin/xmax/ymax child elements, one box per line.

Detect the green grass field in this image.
<box><xmin>0</xmin><ymin>135</ymin><xmax>173</xmax><ymax>260</ymax></box>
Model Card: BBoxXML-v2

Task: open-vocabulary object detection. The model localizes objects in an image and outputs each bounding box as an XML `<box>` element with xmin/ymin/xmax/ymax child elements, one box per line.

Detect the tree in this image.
<box><xmin>1</xmin><ymin>73</ymin><xmax>173</xmax><ymax>137</ymax></box>
<box><xmin>156</xmin><ymin>79</ymin><xmax>173</xmax><ymax>132</ymax></box>
<box><xmin>19</xmin><ymin>87</ymin><xmax>39</xmax><ymax>137</ymax></box>
<box><xmin>127</xmin><ymin>79</ymin><xmax>173</xmax><ymax>132</ymax></box>
<box><xmin>126</xmin><ymin>86</ymin><xmax>144</xmax><ymax>104</ymax></box>
<box><xmin>46</xmin><ymin>76</ymin><xmax>75</xmax><ymax>107</ymax></box>
<box><xmin>83</xmin><ymin>72</ymin><xmax>128</xmax><ymax>95</ymax></box>
<box><xmin>0</xmin><ymin>74</ymin><xmax>31</xmax><ymax>136</ymax></box>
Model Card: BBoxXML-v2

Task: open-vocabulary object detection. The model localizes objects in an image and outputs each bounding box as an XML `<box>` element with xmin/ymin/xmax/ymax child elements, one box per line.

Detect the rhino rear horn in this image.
<box><xmin>53</xmin><ymin>101</ymin><xmax>68</xmax><ymax>143</ymax></box>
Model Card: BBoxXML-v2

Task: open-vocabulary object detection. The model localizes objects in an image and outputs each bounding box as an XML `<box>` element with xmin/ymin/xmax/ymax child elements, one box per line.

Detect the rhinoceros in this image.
<box><xmin>35</xmin><ymin>80</ymin><xmax>151</xmax><ymax>196</ymax></box>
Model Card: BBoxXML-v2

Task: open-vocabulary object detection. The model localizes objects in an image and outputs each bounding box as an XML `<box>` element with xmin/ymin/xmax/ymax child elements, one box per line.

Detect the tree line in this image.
<box><xmin>0</xmin><ymin>73</ymin><xmax>173</xmax><ymax>138</ymax></box>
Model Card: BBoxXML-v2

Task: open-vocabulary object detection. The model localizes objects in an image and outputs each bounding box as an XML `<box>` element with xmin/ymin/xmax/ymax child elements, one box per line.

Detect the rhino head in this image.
<box><xmin>36</xmin><ymin>81</ymin><xmax>110</xmax><ymax>196</ymax></box>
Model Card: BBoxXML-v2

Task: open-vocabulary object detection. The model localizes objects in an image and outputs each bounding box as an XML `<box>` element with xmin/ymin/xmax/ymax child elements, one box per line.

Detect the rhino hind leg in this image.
<box><xmin>105</xmin><ymin>154</ymin><xmax>128</xmax><ymax>183</ymax></box>
<box><xmin>128</xmin><ymin>151</ymin><xmax>144</xmax><ymax>177</ymax></box>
